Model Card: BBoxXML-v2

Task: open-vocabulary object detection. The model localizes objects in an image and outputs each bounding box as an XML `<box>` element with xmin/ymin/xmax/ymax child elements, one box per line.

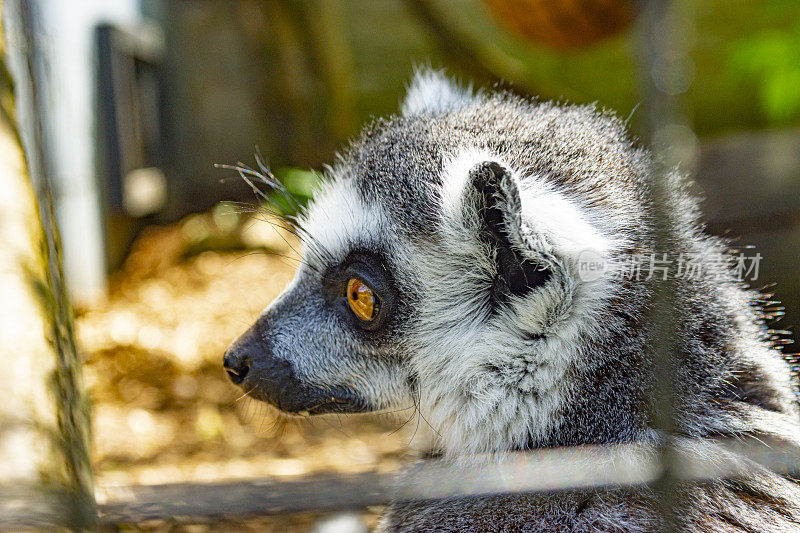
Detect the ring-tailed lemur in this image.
<box><xmin>223</xmin><ymin>70</ymin><xmax>800</xmax><ymax>531</ymax></box>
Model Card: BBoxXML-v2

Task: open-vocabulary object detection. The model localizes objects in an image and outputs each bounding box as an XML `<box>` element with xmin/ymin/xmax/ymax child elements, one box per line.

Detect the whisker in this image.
<box><xmin>254</xmin><ymin>147</ymin><xmax>306</xmax><ymax>213</ymax></box>
<box><xmin>235</xmin><ymin>386</ymin><xmax>256</xmax><ymax>403</ymax></box>
<box><xmin>388</xmin><ymin>408</ymin><xmax>418</xmax><ymax>437</ymax></box>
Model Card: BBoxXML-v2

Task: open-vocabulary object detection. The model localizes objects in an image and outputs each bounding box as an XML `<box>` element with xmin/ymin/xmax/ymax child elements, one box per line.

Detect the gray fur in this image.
<box><xmin>226</xmin><ymin>70</ymin><xmax>800</xmax><ymax>531</ymax></box>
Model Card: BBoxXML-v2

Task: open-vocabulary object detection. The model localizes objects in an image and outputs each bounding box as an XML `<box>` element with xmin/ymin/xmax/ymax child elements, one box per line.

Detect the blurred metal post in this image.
<box><xmin>636</xmin><ymin>0</ymin><xmax>696</xmax><ymax>531</ymax></box>
<box><xmin>2</xmin><ymin>0</ymin><xmax>96</xmax><ymax>528</ymax></box>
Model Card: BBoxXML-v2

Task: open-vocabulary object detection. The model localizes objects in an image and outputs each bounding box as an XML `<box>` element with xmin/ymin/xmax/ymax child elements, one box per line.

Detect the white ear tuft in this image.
<box><xmin>401</xmin><ymin>68</ymin><xmax>473</xmax><ymax>116</ymax></box>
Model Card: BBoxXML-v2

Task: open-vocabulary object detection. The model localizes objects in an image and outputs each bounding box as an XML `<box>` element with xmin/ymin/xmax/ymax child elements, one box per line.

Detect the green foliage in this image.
<box><xmin>729</xmin><ymin>22</ymin><xmax>800</xmax><ymax>123</ymax></box>
<box><xmin>268</xmin><ymin>167</ymin><xmax>323</xmax><ymax>216</ymax></box>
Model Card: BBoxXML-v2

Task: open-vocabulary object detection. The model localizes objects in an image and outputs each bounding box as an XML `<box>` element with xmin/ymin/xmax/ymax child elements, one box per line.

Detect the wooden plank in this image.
<box><xmin>97</xmin><ymin>472</ymin><xmax>395</xmax><ymax>524</ymax></box>
<box><xmin>0</xmin><ymin>487</ymin><xmax>74</xmax><ymax>531</ymax></box>
<box><xmin>0</xmin><ymin>437</ymin><xmax>796</xmax><ymax>527</ymax></box>
<box><xmin>93</xmin><ymin>437</ymin><xmax>800</xmax><ymax>526</ymax></box>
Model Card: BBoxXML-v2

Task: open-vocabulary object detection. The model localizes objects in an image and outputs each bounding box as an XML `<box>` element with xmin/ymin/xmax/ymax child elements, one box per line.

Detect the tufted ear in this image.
<box><xmin>467</xmin><ymin>161</ymin><xmax>551</xmax><ymax>302</ymax></box>
<box><xmin>469</xmin><ymin>161</ymin><xmax>521</xmax><ymax>244</ymax></box>
<box><xmin>401</xmin><ymin>69</ymin><xmax>474</xmax><ymax>116</ymax></box>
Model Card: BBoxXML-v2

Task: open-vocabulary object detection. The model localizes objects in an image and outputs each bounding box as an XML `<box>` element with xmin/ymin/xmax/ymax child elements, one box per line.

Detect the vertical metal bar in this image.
<box><xmin>636</xmin><ymin>0</ymin><xmax>696</xmax><ymax>531</ymax></box>
<box><xmin>12</xmin><ymin>0</ymin><xmax>97</xmax><ymax>528</ymax></box>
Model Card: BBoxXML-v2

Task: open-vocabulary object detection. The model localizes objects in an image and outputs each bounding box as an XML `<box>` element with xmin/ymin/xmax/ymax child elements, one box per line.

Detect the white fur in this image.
<box><xmin>402</xmin><ymin>150</ymin><xmax>626</xmax><ymax>459</ymax></box>
<box><xmin>300</xmin><ymin>178</ymin><xmax>389</xmax><ymax>266</ymax></box>
<box><xmin>401</xmin><ymin>69</ymin><xmax>473</xmax><ymax>116</ymax></box>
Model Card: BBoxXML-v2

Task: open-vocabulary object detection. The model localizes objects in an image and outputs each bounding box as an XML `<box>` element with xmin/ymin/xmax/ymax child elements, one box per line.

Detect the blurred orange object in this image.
<box><xmin>482</xmin><ymin>0</ymin><xmax>633</xmax><ymax>49</ymax></box>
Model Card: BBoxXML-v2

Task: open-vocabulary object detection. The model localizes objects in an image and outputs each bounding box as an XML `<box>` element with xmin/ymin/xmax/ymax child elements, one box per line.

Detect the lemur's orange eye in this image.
<box><xmin>347</xmin><ymin>278</ymin><xmax>378</xmax><ymax>322</ymax></box>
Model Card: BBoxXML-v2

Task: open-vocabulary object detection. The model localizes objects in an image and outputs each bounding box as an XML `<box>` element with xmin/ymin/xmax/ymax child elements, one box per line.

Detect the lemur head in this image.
<box><xmin>224</xmin><ymin>70</ymin><xmax>655</xmax><ymax>458</ymax></box>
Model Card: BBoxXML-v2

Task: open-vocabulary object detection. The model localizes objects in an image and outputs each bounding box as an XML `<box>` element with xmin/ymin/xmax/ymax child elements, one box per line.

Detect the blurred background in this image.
<box><xmin>2</xmin><ymin>0</ymin><xmax>799</xmax><ymax>530</ymax></box>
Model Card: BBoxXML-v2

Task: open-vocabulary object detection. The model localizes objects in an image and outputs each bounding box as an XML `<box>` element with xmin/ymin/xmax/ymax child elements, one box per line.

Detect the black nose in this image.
<box><xmin>223</xmin><ymin>349</ymin><xmax>250</xmax><ymax>384</ymax></box>
<box><xmin>224</xmin><ymin>326</ymin><xmax>263</xmax><ymax>384</ymax></box>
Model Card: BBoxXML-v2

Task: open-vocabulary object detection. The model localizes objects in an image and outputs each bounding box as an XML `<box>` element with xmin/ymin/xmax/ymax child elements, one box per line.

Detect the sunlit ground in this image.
<box><xmin>77</xmin><ymin>212</ymin><xmax>414</xmax><ymax>530</ymax></box>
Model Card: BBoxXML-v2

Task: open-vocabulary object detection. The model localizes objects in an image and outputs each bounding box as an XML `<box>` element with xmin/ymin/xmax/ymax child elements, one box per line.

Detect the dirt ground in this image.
<box><xmin>77</xmin><ymin>211</ymin><xmax>413</xmax><ymax>531</ymax></box>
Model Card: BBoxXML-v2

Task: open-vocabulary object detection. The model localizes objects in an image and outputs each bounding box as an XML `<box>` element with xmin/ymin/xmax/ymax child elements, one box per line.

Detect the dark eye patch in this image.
<box><xmin>322</xmin><ymin>250</ymin><xmax>397</xmax><ymax>332</ymax></box>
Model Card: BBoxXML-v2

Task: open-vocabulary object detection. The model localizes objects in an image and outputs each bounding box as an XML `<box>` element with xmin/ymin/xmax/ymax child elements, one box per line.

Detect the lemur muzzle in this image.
<box><xmin>224</xmin><ymin>322</ymin><xmax>367</xmax><ymax>415</ymax></box>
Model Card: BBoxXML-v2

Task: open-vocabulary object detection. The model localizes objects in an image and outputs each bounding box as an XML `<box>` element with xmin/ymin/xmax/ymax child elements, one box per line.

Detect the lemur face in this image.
<box><xmin>224</xmin><ymin>70</ymin><xmax>646</xmax><ymax>455</ymax></box>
